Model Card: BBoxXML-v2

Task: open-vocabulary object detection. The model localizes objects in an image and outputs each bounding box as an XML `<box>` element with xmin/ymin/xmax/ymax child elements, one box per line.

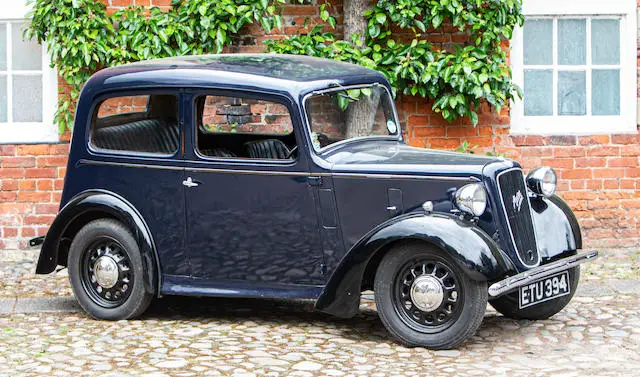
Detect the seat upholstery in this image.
<box><xmin>93</xmin><ymin>118</ymin><xmax>179</xmax><ymax>154</ymax></box>
<box><xmin>200</xmin><ymin>148</ymin><xmax>237</xmax><ymax>158</ymax></box>
<box><xmin>245</xmin><ymin>139</ymin><xmax>291</xmax><ymax>159</ymax></box>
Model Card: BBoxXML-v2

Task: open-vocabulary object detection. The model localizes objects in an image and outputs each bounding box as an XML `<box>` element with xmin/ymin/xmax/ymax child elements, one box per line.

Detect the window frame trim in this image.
<box><xmin>510</xmin><ymin>0</ymin><xmax>637</xmax><ymax>135</ymax></box>
<box><xmin>0</xmin><ymin>2</ymin><xmax>58</xmax><ymax>144</ymax></box>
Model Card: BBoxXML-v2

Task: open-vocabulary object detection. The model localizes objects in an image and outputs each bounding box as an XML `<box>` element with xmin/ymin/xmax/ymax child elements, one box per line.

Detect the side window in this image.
<box><xmin>91</xmin><ymin>94</ymin><xmax>179</xmax><ymax>155</ymax></box>
<box><xmin>196</xmin><ymin>95</ymin><xmax>296</xmax><ymax>160</ymax></box>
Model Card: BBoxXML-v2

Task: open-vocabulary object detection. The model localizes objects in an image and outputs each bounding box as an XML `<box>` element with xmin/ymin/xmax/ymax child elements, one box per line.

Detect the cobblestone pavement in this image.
<box><xmin>0</xmin><ymin>249</ymin><xmax>638</xmax><ymax>376</ymax></box>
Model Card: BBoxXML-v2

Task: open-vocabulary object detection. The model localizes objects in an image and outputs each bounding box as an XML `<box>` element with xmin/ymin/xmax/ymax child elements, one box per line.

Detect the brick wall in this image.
<box><xmin>0</xmin><ymin>0</ymin><xmax>638</xmax><ymax>248</ymax></box>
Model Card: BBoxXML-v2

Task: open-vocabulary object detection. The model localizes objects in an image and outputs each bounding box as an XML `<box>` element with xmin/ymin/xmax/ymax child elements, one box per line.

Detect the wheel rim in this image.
<box><xmin>392</xmin><ymin>256</ymin><xmax>463</xmax><ymax>333</ymax></box>
<box><xmin>80</xmin><ymin>237</ymin><xmax>134</xmax><ymax>308</ymax></box>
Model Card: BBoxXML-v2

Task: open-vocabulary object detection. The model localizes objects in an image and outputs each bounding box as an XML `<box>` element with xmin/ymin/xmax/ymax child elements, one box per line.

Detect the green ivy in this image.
<box><xmin>266</xmin><ymin>0</ymin><xmax>524</xmax><ymax>125</ymax></box>
<box><xmin>25</xmin><ymin>0</ymin><xmax>285</xmax><ymax>132</ymax></box>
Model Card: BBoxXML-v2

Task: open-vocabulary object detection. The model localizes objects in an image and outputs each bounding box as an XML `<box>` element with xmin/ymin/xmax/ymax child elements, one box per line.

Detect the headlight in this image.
<box><xmin>526</xmin><ymin>167</ymin><xmax>557</xmax><ymax>197</ymax></box>
<box><xmin>454</xmin><ymin>183</ymin><xmax>487</xmax><ymax>216</ymax></box>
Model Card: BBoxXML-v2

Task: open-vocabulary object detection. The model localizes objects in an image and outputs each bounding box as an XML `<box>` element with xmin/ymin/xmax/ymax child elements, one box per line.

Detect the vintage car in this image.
<box><xmin>33</xmin><ymin>54</ymin><xmax>598</xmax><ymax>349</ymax></box>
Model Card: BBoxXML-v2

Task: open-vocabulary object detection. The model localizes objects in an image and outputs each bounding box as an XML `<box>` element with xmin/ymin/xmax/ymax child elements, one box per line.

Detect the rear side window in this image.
<box><xmin>196</xmin><ymin>95</ymin><xmax>297</xmax><ymax>160</ymax></box>
<box><xmin>91</xmin><ymin>94</ymin><xmax>179</xmax><ymax>155</ymax></box>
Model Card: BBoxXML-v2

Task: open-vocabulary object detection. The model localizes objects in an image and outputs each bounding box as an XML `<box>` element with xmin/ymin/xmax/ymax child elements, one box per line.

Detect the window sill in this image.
<box><xmin>0</xmin><ymin>123</ymin><xmax>60</xmax><ymax>144</ymax></box>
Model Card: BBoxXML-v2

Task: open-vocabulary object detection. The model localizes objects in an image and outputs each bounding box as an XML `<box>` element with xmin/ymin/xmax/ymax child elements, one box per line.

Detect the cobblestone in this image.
<box><xmin>0</xmin><ymin>248</ymin><xmax>638</xmax><ymax>376</ymax></box>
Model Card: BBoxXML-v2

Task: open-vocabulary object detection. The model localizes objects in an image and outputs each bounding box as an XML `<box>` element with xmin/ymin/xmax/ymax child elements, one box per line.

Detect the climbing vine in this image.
<box><xmin>266</xmin><ymin>0</ymin><xmax>524</xmax><ymax>125</ymax></box>
<box><xmin>26</xmin><ymin>0</ymin><xmax>523</xmax><ymax>132</ymax></box>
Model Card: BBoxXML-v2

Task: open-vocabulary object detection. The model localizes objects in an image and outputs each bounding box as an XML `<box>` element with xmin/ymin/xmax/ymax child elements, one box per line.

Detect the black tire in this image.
<box><xmin>489</xmin><ymin>266</ymin><xmax>580</xmax><ymax>320</ymax></box>
<box><xmin>68</xmin><ymin>219</ymin><xmax>154</xmax><ymax>320</ymax></box>
<box><xmin>374</xmin><ymin>243</ymin><xmax>487</xmax><ymax>349</ymax></box>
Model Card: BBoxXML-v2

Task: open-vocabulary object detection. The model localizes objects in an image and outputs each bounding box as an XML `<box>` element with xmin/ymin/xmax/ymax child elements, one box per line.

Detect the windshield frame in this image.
<box><xmin>302</xmin><ymin>83</ymin><xmax>402</xmax><ymax>154</ymax></box>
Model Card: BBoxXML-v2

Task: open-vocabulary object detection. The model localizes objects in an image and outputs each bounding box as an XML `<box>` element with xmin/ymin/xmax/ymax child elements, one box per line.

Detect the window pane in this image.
<box><xmin>592</xmin><ymin>19</ymin><xmax>620</xmax><ymax>65</ymax></box>
<box><xmin>11</xmin><ymin>22</ymin><xmax>42</xmax><ymax>70</ymax></box>
<box><xmin>558</xmin><ymin>71</ymin><xmax>586</xmax><ymax>116</ymax></box>
<box><xmin>524</xmin><ymin>19</ymin><xmax>552</xmax><ymax>65</ymax></box>
<box><xmin>558</xmin><ymin>19</ymin><xmax>586</xmax><ymax>65</ymax></box>
<box><xmin>0</xmin><ymin>75</ymin><xmax>6</xmax><ymax>122</ymax></box>
<box><xmin>592</xmin><ymin>69</ymin><xmax>620</xmax><ymax>115</ymax></box>
<box><xmin>12</xmin><ymin>75</ymin><xmax>42</xmax><ymax>122</ymax></box>
<box><xmin>197</xmin><ymin>95</ymin><xmax>297</xmax><ymax>160</ymax></box>
<box><xmin>92</xmin><ymin>94</ymin><xmax>179</xmax><ymax>155</ymax></box>
<box><xmin>97</xmin><ymin>95</ymin><xmax>149</xmax><ymax>118</ymax></box>
<box><xmin>524</xmin><ymin>69</ymin><xmax>553</xmax><ymax>116</ymax></box>
<box><xmin>0</xmin><ymin>24</ymin><xmax>6</xmax><ymax>71</ymax></box>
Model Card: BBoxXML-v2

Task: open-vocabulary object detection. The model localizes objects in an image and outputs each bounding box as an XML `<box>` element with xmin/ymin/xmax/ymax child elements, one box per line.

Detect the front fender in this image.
<box><xmin>35</xmin><ymin>190</ymin><xmax>160</xmax><ymax>295</ymax></box>
<box><xmin>315</xmin><ymin>212</ymin><xmax>515</xmax><ymax>318</ymax></box>
<box><xmin>531</xmin><ymin>194</ymin><xmax>582</xmax><ymax>260</ymax></box>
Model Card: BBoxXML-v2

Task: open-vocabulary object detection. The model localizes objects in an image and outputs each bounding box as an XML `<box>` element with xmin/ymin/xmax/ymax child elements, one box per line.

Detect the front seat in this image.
<box><xmin>245</xmin><ymin>139</ymin><xmax>292</xmax><ymax>159</ymax></box>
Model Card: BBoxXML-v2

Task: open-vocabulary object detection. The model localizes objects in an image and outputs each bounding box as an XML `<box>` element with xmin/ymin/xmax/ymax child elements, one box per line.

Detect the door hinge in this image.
<box><xmin>308</xmin><ymin>176</ymin><xmax>322</xmax><ymax>186</ymax></box>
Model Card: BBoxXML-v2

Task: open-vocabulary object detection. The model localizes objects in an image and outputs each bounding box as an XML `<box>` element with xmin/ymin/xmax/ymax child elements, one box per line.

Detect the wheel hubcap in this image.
<box><xmin>94</xmin><ymin>256</ymin><xmax>119</xmax><ymax>289</ymax></box>
<box><xmin>410</xmin><ymin>275</ymin><xmax>444</xmax><ymax>312</ymax></box>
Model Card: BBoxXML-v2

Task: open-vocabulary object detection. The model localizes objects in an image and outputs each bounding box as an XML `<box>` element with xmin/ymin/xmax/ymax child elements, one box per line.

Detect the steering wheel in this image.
<box><xmin>285</xmin><ymin>145</ymin><xmax>298</xmax><ymax>159</ymax></box>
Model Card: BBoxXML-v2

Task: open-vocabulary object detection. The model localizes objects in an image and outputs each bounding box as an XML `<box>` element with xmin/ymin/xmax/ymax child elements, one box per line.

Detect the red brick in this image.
<box><xmin>0</xmin><ymin>168</ymin><xmax>24</xmax><ymax>178</ymax></box>
<box><xmin>21</xmin><ymin>227</ymin><xmax>36</xmax><ymax>237</ymax></box>
<box><xmin>621</xmin><ymin>179</ymin><xmax>635</xmax><ymax>189</ymax></box>
<box><xmin>575</xmin><ymin>157</ymin><xmax>606</xmax><ymax>168</ymax></box>
<box><xmin>611</xmin><ymin>134</ymin><xmax>640</xmax><ymax>144</ymax></box>
<box><xmin>621</xmin><ymin>199</ymin><xmax>640</xmax><ymax>208</ymax></box>
<box><xmin>24</xmin><ymin>215</ymin><xmax>55</xmax><ymax>225</ymax></box>
<box><xmin>593</xmin><ymin>168</ymin><xmax>625</xmax><ymax>178</ymax></box>
<box><xmin>563</xmin><ymin>191</ymin><xmax>597</xmax><ymax>200</ymax></box>
<box><xmin>620</xmin><ymin>145</ymin><xmax>640</xmax><ymax>156</ymax></box>
<box><xmin>545</xmin><ymin>135</ymin><xmax>577</xmax><ymax>146</ymax></box>
<box><xmin>511</xmin><ymin>135</ymin><xmax>545</xmax><ymax>146</ymax></box>
<box><xmin>35</xmin><ymin>203</ymin><xmax>59</xmax><ymax>215</ymax></box>
<box><xmin>1</xmin><ymin>156</ymin><xmax>35</xmax><ymax>168</ymax></box>
<box><xmin>3</xmin><ymin>227</ymin><xmax>18</xmax><ymax>238</ymax></box>
<box><xmin>446</xmin><ymin>126</ymin><xmax>479</xmax><ymax>137</ymax></box>
<box><xmin>49</xmin><ymin>143</ymin><xmax>70</xmax><ymax>155</ymax></box>
<box><xmin>519</xmin><ymin>147</ymin><xmax>552</xmax><ymax>157</ymax></box>
<box><xmin>0</xmin><ymin>192</ymin><xmax>17</xmax><ymax>202</ymax></box>
<box><xmin>608</xmin><ymin>157</ymin><xmax>638</xmax><ymax>167</ymax></box>
<box><xmin>588</xmin><ymin>146</ymin><xmax>620</xmax><ymax>156</ymax></box>
<box><xmin>406</xmin><ymin>138</ymin><xmax>427</xmax><ymax>148</ymax></box>
<box><xmin>282</xmin><ymin>5</ymin><xmax>317</xmax><ymax>15</ymax></box>
<box><xmin>625</xmin><ymin>168</ymin><xmax>640</xmax><ymax>177</ymax></box>
<box><xmin>429</xmin><ymin>138</ymin><xmax>461</xmax><ymax>149</ymax></box>
<box><xmin>1</xmin><ymin>180</ymin><xmax>18</xmax><ymax>191</ymax></box>
<box><xmin>17</xmin><ymin>191</ymin><xmax>50</xmax><ymax>202</ymax></box>
<box><xmin>0</xmin><ymin>145</ymin><xmax>16</xmax><ymax>156</ymax></box>
<box><xmin>24</xmin><ymin>168</ymin><xmax>56</xmax><ymax>178</ymax></box>
<box><xmin>413</xmin><ymin>127</ymin><xmax>445</xmax><ymax>138</ymax></box>
<box><xmin>37</xmin><ymin>180</ymin><xmax>54</xmax><ymax>191</ymax></box>
<box><xmin>19</xmin><ymin>180</ymin><xmax>36</xmax><ymax>191</ymax></box>
<box><xmin>603</xmin><ymin>179</ymin><xmax>620</xmax><ymax>189</ymax></box>
<box><xmin>541</xmin><ymin>158</ymin><xmax>573</xmax><ymax>169</ymax></box>
<box><xmin>36</xmin><ymin>156</ymin><xmax>68</xmax><ymax>167</ymax></box>
<box><xmin>561</xmin><ymin>169</ymin><xmax>592</xmax><ymax>179</ymax></box>
<box><xmin>578</xmin><ymin>135</ymin><xmax>610</xmax><ymax>145</ymax></box>
<box><xmin>16</xmin><ymin>145</ymin><xmax>50</xmax><ymax>156</ymax></box>
<box><xmin>408</xmin><ymin>115</ymin><xmax>428</xmax><ymax>127</ymax></box>
<box><xmin>54</xmin><ymin>179</ymin><xmax>65</xmax><ymax>190</ymax></box>
<box><xmin>554</xmin><ymin>147</ymin><xmax>586</xmax><ymax>158</ymax></box>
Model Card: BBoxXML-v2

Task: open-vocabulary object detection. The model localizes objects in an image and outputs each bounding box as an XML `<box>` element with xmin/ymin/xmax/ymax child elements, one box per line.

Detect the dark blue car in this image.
<box><xmin>33</xmin><ymin>54</ymin><xmax>598</xmax><ymax>349</ymax></box>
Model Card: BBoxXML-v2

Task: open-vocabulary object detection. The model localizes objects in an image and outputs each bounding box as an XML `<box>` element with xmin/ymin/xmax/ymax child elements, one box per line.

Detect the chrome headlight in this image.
<box><xmin>526</xmin><ymin>167</ymin><xmax>557</xmax><ymax>197</ymax></box>
<box><xmin>454</xmin><ymin>183</ymin><xmax>487</xmax><ymax>216</ymax></box>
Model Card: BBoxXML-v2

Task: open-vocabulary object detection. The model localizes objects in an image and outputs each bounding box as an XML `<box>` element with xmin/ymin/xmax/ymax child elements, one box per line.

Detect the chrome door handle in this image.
<box><xmin>386</xmin><ymin>206</ymin><xmax>397</xmax><ymax>211</ymax></box>
<box><xmin>182</xmin><ymin>177</ymin><xmax>199</xmax><ymax>188</ymax></box>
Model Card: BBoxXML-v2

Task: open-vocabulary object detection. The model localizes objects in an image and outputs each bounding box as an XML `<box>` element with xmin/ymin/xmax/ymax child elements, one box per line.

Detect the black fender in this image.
<box><xmin>35</xmin><ymin>190</ymin><xmax>160</xmax><ymax>296</ymax></box>
<box><xmin>530</xmin><ymin>194</ymin><xmax>582</xmax><ymax>261</ymax></box>
<box><xmin>315</xmin><ymin>212</ymin><xmax>515</xmax><ymax>318</ymax></box>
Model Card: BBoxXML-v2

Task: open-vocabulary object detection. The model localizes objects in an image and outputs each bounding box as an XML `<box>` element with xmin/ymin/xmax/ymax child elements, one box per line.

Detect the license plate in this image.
<box><xmin>519</xmin><ymin>271</ymin><xmax>570</xmax><ymax>309</ymax></box>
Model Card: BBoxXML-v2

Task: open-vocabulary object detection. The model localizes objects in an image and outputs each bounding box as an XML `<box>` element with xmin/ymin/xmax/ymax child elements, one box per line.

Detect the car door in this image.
<box><xmin>182</xmin><ymin>90</ymin><xmax>325</xmax><ymax>286</ymax></box>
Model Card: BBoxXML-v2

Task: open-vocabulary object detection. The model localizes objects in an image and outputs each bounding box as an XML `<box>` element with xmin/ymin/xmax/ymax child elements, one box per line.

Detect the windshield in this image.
<box><xmin>305</xmin><ymin>85</ymin><xmax>399</xmax><ymax>151</ymax></box>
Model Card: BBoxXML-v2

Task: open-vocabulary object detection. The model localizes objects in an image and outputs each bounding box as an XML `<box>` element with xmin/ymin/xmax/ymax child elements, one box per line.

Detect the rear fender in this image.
<box><xmin>315</xmin><ymin>212</ymin><xmax>515</xmax><ymax>318</ymax></box>
<box><xmin>36</xmin><ymin>190</ymin><xmax>160</xmax><ymax>295</ymax></box>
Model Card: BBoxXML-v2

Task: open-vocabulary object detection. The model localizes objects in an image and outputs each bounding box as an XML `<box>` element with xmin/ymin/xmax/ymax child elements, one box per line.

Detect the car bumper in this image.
<box><xmin>488</xmin><ymin>250</ymin><xmax>599</xmax><ymax>297</ymax></box>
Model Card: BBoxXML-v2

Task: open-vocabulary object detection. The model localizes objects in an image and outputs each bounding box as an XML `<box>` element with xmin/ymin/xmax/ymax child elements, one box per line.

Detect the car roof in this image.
<box><xmin>85</xmin><ymin>54</ymin><xmax>388</xmax><ymax>98</ymax></box>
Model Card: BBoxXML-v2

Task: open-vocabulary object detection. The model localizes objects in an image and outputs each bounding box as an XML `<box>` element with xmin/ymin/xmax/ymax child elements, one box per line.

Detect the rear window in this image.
<box><xmin>91</xmin><ymin>94</ymin><xmax>179</xmax><ymax>155</ymax></box>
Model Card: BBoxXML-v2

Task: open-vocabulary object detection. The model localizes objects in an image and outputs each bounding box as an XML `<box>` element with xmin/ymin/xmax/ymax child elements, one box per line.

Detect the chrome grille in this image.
<box><xmin>497</xmin><ymin>169</ymin><xmax>540</xmax><ymax>267</ymax></box>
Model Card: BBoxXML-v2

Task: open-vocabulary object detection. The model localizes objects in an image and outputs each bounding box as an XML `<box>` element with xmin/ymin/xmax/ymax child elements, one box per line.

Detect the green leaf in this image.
<box><xmin>375</xmin><ymin>13</ymin><xmax>386</xmax><ymax>24</ymax></box>
<box><xmin>469</xmin><ymin>111</ymin><xmax>479</xmax><ymax>126</ymax></box>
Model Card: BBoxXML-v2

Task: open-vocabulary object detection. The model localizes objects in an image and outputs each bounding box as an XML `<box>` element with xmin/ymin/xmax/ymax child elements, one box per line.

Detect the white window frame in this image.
<box><xmin>510</xmin><ymin>0</ymin><xmax>637</xmax><ymax>135</ymax></box>
<box><xmin>0</xmin><ymin>1</ymin><xmax>58</xmax><ymax>143</ymax></box>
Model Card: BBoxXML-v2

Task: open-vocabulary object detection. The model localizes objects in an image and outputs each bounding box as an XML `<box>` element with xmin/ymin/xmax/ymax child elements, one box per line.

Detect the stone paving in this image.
<box><xmin>0</xmin><ymin>248</ymin><xmax>638</xmax><ymax>376</ymax></box>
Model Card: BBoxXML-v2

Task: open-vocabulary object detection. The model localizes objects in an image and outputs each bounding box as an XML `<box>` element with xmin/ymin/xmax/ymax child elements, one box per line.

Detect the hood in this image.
<box><xmin>322</xmin><ymin>140</ymin><xmax>508</xmax><ymax>178</ymax></box>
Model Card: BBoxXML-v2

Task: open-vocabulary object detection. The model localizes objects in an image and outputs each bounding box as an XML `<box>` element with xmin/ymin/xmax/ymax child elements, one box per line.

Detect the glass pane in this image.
<box><xmin>558</xmin><ymin>19</ymin><xmax>586</xmax><ymax>65</ymax></box>
<box><xmin>558</xmin><ymin>71</ymin><xmax>586</xmax><ymax>115</ymax></box>
<box><xmin>524</xmin><ymin>19</ymin><xmax>552</xmax><ymax>65</ymax></box>
<box><xmin>11</xmin><ymin>22</ymin><xmax>42</xmax><ymax>70</ymax></box>
<box><xmin>524</xmin><ymin>69</ymin><xmax>553</xmax><ymax>116</ymax></box>
<box><xmin>592</xmin><ymin>19</ymin><xmax>620</xmax><ymax>65</ymax></box>
<box><xmin>12</xmin><ymin>75</ymin><xmax>42</xmax><ymax>122</ymax></box>
<box><xmin>0</xmin><ymin>24</ymin><xmax>6</xmax><ymax>71</ymax></box>
<box><xmin>0</xmin><ymin>75</ymin><xmax>6</xmax><ymax>122</ymax></box>
<box><xmin>592</xmin><ymin>69</ymin><xmax>620</xmax><ymax>115</ymax></box>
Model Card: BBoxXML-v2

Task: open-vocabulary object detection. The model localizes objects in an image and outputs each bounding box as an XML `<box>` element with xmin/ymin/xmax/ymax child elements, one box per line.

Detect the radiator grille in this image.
<box><xmin>498</xmin><ymin>169</ymin><xmax>540</xmax><ymax>267</ymax></box>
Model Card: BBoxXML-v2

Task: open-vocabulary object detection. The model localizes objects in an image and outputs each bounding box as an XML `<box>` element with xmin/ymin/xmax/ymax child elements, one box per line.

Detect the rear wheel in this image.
<box><xmin>374</xmin><ymin>243</ymin><xmax>487</xmax><ymax>349</ymax></box>
<box><xmin>489</xmin><ymin>267</ymin><xmax>580</xmax><ymax>320</ymax></box>
<box><xmin>68</xmin><ymin>219</ymin><xmax>154</xmax><ymax>320</ymax></box>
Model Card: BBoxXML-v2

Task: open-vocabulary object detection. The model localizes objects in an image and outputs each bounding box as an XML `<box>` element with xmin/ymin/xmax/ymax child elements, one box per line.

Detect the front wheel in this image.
<box><xmin>374</xmin><ymin>243</ymin><xmax>487</xmax><ymax>349</ymax></box>
<box><xmin>68</xmin><ymin>219</ymin><xmax>154</xmax><ymax>320</ymax></box>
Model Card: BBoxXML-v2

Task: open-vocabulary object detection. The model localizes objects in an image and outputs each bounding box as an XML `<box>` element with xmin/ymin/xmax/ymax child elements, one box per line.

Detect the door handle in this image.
<box><xmin>386</xmin><ymin>206</ymin><xmax>397</xmax><ymax>211</ymax></box>
<box><xmin>182</xmin><ymin>177</ymin><xmax>199</xmax><ymax>188</ymax></box>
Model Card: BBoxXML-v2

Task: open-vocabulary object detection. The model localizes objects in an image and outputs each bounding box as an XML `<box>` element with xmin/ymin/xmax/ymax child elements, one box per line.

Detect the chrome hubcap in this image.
<box><xmin>94</xmin><ymin>256</ymin><xmax>119</xmax><ymax>289</ymax></box>
<box><xmin>410</xmin><ymin>275</ymin><xmax>444</xmax><ymax>312</ymax></box>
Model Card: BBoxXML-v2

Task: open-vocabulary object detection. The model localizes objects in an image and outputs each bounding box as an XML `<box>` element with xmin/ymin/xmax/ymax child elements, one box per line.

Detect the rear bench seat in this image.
<box><xmin>92</xmin><ymin>118</ymin><xmax>179</xmax><ymax>155</ymax></box>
